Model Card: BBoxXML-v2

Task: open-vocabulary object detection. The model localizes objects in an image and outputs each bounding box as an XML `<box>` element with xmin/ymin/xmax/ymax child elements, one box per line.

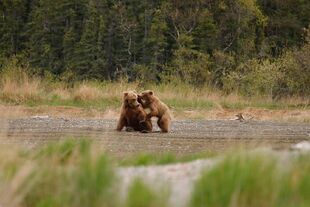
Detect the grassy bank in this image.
<box><xmin>1</xmin><ymin>61</ymin><xmax>310</xmax><ymax>122</ymax></box>
<box><xmin>0</xmin><ymin>139</ymin><xmax>310</xmax><ymax>207</ymax></box>
<box><xmin>0</xmin><ymin>62</ymin><xmax>309</xmax><ymax>113</ymax></box>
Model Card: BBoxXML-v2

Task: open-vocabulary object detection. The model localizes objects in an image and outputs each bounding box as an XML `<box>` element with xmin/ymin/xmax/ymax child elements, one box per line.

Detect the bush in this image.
<box><xmin>223</xmin><ymin>58</ymin><xmax>283</xmax><ymax>97</ymax></box>
<box><xmin>223</xmin><ymin>28</ymin><xmax>310</xmax><ymax>98</ymax></box>
<box><xmin>285</xmin><ymin>30</ymin><xmax>310</xmax><ymax>96</ymax></box>
<box><xmin>163</xmin><ymin>47</ymin><xmax>211</xmax><ymax>87</ymax></box>
<box><xmin>210</xmin><ymin>50</ymin><xmax>236</xmax><ymax>89</ymax></box>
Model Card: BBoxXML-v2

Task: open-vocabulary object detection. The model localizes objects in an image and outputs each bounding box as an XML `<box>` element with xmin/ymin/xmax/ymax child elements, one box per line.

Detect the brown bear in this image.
<box><xmin>138</xmin><ymin>90</ymin><xmax>171</xmax><ymax>133</ymax></box>
<box><xmin>116</xmin><ymin>90</ymin><xmax>152</xmax><ymax>132</ymax></box>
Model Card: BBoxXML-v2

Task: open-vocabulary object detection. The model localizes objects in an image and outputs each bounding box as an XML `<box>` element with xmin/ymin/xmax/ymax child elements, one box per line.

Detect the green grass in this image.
<box><xmin>0</xmin><ymin>64</ymin><xmax>309</xmax><ymax>112</ymax></box>
<box><xmin>220</xmin><ymin>99</ymin><xmax>310</xmax><ymax>110</ymax></box>
<box><xmin>126</xmin><ymin>178</ymin><xmax>169</xmax><ymax>207</ymax></box>
<box><xmin>118</xmin><ymin>151</ymin><xmax>217</xmax><ymax>166</ymax></box>
<box><xmin>165</xmin><ymin>98</ymin><xmax>215</xmax><ymax>110</ymax></box>
<box><xmin>36</xmin><ymin>95</ymin><xmax>120</xmax><ymax>110</ymax></box>
<box><xmin>190</xmin><ymin>152</ymin><xmax>310</xmax><ymax>207</ymax></box>
<box><xmin>0</xmin><ymin>59</ymin><xmax>309</xmax><ymax>112</ymax></box>
<box><xmin>1</xmin><ymin>139</ymin><xmax>310</xmax><ymax>207</ymax></box>
<box><xmin>277</xmin><ymin>155</ymin><xmax>310</xmax><ymax>207</ymax></box>
<box><xmin>0</xmin><ymin>139</ymin><xmax>171</xmax><ymax>207</ymax></box>
<box><xmin>15</xmin><ymin>93</ymin><xmax>309</xmax><ymax>112</ymax></box>
<box><xmin>0</xmin><ymin>139</ymin><xmax>115</xmax><ymax>207</ymax></box>
<box><xmin>17</xmin><ymin>139</ymin><xmax>116</xmax><ymax>207</ymax></box>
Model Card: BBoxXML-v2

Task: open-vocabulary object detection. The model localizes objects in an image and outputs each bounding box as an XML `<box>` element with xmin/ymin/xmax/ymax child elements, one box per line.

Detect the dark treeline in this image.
<box><xmin>0</xmin><ymin>0</ymin><xmax>309</xmax><ymax>96</ymax></box>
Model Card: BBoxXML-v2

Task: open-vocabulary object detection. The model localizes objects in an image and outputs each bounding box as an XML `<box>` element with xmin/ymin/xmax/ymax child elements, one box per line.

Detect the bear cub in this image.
<box><xmin>138</xmin><ymin>90</ymin><xmax>171</xmax><ymax>133</ymax></box>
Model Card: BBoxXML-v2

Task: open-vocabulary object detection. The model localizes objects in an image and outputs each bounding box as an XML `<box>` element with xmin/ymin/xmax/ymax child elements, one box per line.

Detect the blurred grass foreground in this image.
<box><xmin>0</xmin><ymin>139</ymin><xmax>309</xmax><ymax>207</ymax></box>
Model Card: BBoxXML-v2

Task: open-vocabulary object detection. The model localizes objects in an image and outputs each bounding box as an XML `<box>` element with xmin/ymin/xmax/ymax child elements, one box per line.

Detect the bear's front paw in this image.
<box><xmin>139</xmin><ymin>120</ymin><xmax>147</xmax><ymax>127</ymax></box>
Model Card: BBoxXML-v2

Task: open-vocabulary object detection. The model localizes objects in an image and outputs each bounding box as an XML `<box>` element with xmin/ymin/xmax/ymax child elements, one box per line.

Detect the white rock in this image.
<box><xmin>31</xmin><ymin>115</ymin><xmax>49</xmax><ymax>119</ymax></box>
<box><xmin>291</xmin><ymin>141</ymin><xmax>310</xmax><ymax>151</ymax></box>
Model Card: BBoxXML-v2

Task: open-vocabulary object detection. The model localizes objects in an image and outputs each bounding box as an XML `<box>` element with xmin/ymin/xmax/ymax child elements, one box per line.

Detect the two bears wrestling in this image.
<box><xmin>116</xmin><ymin>90</ymin><xmax>171</xmax><ymax>133</ymax></box>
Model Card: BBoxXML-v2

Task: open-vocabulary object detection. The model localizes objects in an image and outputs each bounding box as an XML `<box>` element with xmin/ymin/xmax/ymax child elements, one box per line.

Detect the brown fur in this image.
<box><xmin>116</xmin><ymin>91</ymin><xmax>152</xmax><ymax>132</ymax></box>
<box><xmin>139</xmin><ymin>90</ymin><xmax>171</xmax><ymax>133</ymax></box>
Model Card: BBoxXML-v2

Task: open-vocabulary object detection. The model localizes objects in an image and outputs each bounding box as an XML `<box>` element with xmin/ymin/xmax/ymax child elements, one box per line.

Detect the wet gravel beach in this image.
<box><xmin>1</xmin><ymin>117</ymin><xmax>309</xmax><ymax>156</ymax></box>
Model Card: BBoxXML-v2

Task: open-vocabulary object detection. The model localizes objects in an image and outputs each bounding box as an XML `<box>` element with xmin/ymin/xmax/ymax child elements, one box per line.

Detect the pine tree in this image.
<box><xmin>0</xmin><ymin>0</ymin><xmax>28</xmax><ymax>58</ymax></box>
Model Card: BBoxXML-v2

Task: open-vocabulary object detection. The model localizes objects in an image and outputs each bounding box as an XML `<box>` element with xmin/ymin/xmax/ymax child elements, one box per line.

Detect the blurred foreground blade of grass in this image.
<box><xmin>118</xmin><ymin>151</ymin><xmax>217</xmax><ymax>166</ymax></box>
<box><xmin>0</xmin><ymin>139</ymin><xmax>310</xmax><ymax>207</ymax></box>
<box><xmin>126</xmin><ymin>178</ymin><xmax>169</xmax><ymax>207</ymax></box>
<box><xmin>190</xmin><ymin>152</ymin><xmax>310</xmax><ymax>207</ymax></box>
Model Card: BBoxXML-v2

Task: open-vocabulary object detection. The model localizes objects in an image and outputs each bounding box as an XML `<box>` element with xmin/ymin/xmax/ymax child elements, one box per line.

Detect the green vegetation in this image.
<box><xmin>0</xmin><ymin>139</ymin><xmax>169</xmax><ymax>207</ymax></box>
<box><xmin>190</xmin><ymin>152</ymin><xmax>310</xmax><ymax>207</ymax></box>
<box><xmin>7</xmin><ymin>139</ymin><xmax>116</xmax><ymax>207</ymax></box>
<box><xmin>126</xmin><ymin>178</ymin><xmax>169</xmax><ymax>207</ymax></box>
<box><xmin>118</xmin><ymin>151</ymin><xmax>217</xmax><ymax>166</ymax></box>
<box><xmin>0</xmin><ymin>139</ymin><xmax>310</xmax><ymax>207</ymax></box>
<box><xmin>1</xmin><ymin>0</ymin><xmax>309</xmax><ymax>98</ymax></box>
<box><xmin>0</xmin><ymin>61</ymin><xmax>309</xmax><ymax>112</ymax></box>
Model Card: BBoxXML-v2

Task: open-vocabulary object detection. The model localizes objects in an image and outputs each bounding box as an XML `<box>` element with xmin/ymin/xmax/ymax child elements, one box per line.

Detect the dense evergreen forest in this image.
<box><xmin>0</xmin><ymin>0</ymin><xmax>309</xmax><ymax>97</ymax></box>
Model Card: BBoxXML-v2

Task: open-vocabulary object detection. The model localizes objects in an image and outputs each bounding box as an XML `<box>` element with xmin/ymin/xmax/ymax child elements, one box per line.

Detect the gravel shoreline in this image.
<box><xmin>0</xmin><ymin>117</ymin><xmax>309</xmax><ymax>155</ymax></box>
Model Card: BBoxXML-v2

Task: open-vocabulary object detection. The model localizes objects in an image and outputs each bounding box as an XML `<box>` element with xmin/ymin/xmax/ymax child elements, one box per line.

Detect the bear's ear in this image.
<box><xmin>148</xmin><ymin>90</ymin><xmax>153</xmax><ymax>95</ymax></box>
<box><xmin>123</xmin><ymin>91</ymin><xmax>128</xmax><ymax>96</ymax></box>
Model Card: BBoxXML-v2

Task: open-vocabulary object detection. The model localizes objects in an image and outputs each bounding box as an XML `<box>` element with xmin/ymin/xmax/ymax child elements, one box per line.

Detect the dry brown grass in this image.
<box><xmin>48</xmin><ymin>79</ymin><xmax>140</xmax><ymax>101</ymax></box>
<box><xmin>51</xmin><ymin>86</ymin><xmax>71</xmax><ymax>100</ymax></box>
<box><xmin>73</xmin><ymin>83</ymin><xmax>103</xmax><ymax>101</ymax></box>
<box><xmin>100</xmin><ymin>80</ymin><xmax>140</xmax><ymax>99</ymax></box>
<box><xmin>0</xmin><ymin>59</ymin><xmax>309</xmax><ymax>123</ymax></box>
<box><xmin>0</xmin><ymin>67</ymin><xmax>41</xmax><ymax>103</ymax></box>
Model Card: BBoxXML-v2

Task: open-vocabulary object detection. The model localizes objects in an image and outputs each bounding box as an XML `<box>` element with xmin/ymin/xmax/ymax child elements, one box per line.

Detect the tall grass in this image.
<box><xmin>277</xmin><ymin>155</ymin><xmax>310</xmax><ymax>207</ymax></box>
<box><xmin>0</xmin><ymin>140</ymin><xmax>310</xmax><ymax>207</ymax></box>
<box><xmin>125</xmin><ymin>178</ymin><xmax>168</xmax><ymax>207</ymax></box>
<box><xmin>2</xmin><ymin>139</ymin><xmax>116</xmax><ymax>207</ymax></box>
<box><xmin>0</xmin><ymin>59</ymin><xmax>41</xmax><ymax>103</ymax></box>
<box><xmin>118</xmin><ymin>151</ymin><xmax>217</xmax><ymax>166</ymax></box>
<box><xmin>0</xmin><ymin>139</ymin><xmax>170</xmax><ymax>207</ymax></box>
<box><xmin>190</xmin><ymin>152</ymin><xmax>310</xmax><ymax>207</ymax></box>
<box><xmin>0</xmin><ymin>58</ymin><xmax>309</xmax><ymax>111</ymax></box>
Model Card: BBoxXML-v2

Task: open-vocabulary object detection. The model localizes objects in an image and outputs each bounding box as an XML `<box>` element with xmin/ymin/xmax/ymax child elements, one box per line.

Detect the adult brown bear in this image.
<box><xmin>116</xmin><ymin>91</ymin><xmax>152</xmax><ymax>133</ymax></box>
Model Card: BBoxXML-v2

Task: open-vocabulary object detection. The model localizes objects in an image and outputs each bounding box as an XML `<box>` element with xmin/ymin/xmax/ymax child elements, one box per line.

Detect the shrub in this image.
<box><xmin>163</xmin><ymin>47</ymin><xmax>211</xmax><ymax>87</ymax></box>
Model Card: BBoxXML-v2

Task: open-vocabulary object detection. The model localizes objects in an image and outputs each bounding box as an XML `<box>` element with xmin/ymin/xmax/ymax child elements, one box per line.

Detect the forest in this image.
<box><xmin>0</xmin><ymin>0</ymin><xmax>310</xmax><ymax>98</ymax></box>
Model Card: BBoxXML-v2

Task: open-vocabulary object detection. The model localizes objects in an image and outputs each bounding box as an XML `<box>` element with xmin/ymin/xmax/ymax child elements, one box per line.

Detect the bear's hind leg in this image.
<box><xmin>158</xmin><ymin>113</ymin><xmax>171</xmax><ymax>133</ymax></box>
